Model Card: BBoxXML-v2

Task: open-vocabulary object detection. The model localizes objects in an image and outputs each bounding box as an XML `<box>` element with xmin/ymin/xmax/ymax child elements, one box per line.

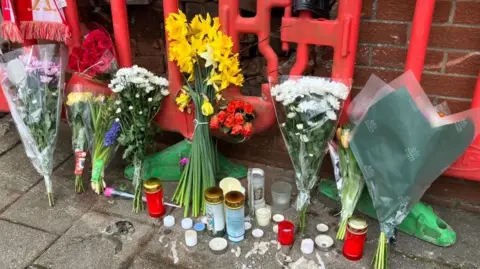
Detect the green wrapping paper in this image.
<box><xmin>350</xmin><ymin>87</ymin><xmax>475</xmax><ymax>240</ymax></box>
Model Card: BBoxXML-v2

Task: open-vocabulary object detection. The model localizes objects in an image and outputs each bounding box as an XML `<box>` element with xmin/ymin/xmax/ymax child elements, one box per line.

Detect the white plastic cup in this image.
<box><xmin>163</xmin><ymin>215</ymin><xmax>175</xmax><ymax>227</ymax></box>
<box><xmin>185</xmin><ymin>230</ymin><xmax>198</xmax><ymax>247</ymax></box>
<box><xmin>255</xmin><ymin>206</ymin><xmax>272</xmax><ymax>227</ymax></box>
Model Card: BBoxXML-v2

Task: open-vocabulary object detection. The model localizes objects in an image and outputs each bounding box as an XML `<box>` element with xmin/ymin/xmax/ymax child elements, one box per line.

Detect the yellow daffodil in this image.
<box><xmin>190</xmin><ymin>36</ymin><xmax>206</xmax><ymax>55</ymax></box>
<box><xmin>200</xmin><ymin>44</ymin><xmax>216</xmax><ymax>68</ymax></box>
<box><xmin>165</xmin><ymin>10</ymin><xmax>188</xmax><ymax>42</ymax></box>
<box><xmin>190</xmin><ymin>14</ymin><xmax>211</xmax><ymax>40</ymax></box>
<box><xmin>66</xmin><ymin>92</ymin><xmax>93</xmax><ymax>106</ymax></box>
<box><xmin>201</xmin><ymin>96</ymin><xmax>214</xmax><ymax>116</ymax></box>
<box><xmin>175</xmin><ymin>91</ymin><xmax>191</xmax><ymax>112</ymax></box>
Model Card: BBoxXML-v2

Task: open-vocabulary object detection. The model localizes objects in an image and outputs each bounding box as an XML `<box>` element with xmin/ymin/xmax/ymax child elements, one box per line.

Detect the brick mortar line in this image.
<box><xmin>358</xmin><ymin>42</ymin><xmax>480</xmax><ymax>54</ymax></box>
<box><xmin>448</xmin><ymin>0</ymin><xmax>457</xmax><ymax>24</ymax></box>
<box><xmin>0</xmin><ymin>153</ymin><xmax>73</xmax><ymax>216</ymax></box>
<box><xmin>361</xmin><ymin>19</ymin><xmax>480</xmax><ymax>29</ymax></box>
<box><xmin>372</xmin><ymin>0</ymin><xmax>378</xmax><ymax>19</ymax></box>
<box><xmin>431</xmin><ymin>22</ymin><xmax>480</xmax><ymax>28</ymax></box>
<box><xmin>440</xmin><ymin>52</ymin><xmax>448</xmax><ymax>73</ymax></box>
<box><xmin>355</xmin><ymin>65</ymin><xmax>479</xmax><ymax>78</ymax></box>
<box><xmin>427</xmin><ymin>94</ymin><xmax>472</xmax><ymax>102</ymax></box>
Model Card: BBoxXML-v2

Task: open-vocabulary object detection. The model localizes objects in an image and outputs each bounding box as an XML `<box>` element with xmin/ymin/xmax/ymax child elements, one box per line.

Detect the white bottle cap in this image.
<box><xmin>244</xmin><ymin>222</ymin><xmax>252</xmax><ymax>230</ymax></box>
<box><xmin>163</xmin><ymin>215</ymin><xmax>175</xmax><ymax>227</ymax></box>
<box><xmin>185</xmin><ymin>230</ymin><xmax>198</xmax><ymax>247</ymax></box>
<box><xmin>252</xmin><ymin>228</ymin><xmax>264</xmax><ymax>238</ymax></box>
<box><xmin>301</xmin><ymin>238</ymin><xmax>314</xmax><ymax>255</ymax></box>
<box><xmin>316</xmin><ymin>223</ymin><xmax>329</xmax><ymax>233</ymax></box>
<box><xmin>181</xmin><ymin>218</ymin><xmax>193</xmax><ymax>229</ymax></box>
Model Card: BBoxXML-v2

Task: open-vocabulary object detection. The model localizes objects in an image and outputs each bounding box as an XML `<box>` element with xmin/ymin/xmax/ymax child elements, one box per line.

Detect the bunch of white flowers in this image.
<box><xmin>108</xmin><ymin>65</ymin><xmax>169</xmax><ymax>96</ymax></box>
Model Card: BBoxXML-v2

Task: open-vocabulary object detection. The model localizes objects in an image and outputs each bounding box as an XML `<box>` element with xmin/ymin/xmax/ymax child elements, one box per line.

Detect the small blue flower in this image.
<box><xmin>104</xmin><ymin>121</ymin><xmax>121</xmax><ymax>147</ymax></box>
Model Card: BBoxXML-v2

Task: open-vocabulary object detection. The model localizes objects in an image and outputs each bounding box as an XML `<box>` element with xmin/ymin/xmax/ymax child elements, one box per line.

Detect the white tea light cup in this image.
<box><xmin>185</xmin><ymin>230</ymin><xmax>198</xmax><ymax>247</ymax></box>
<box><xmin>301</xmin><ymin>238</ymin><xmax>314</xmax><ymax>254</ymax></box>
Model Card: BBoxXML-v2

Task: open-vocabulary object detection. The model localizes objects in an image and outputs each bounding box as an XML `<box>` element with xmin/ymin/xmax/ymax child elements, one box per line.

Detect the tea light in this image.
<box><xmin>272</xmin><ymin>214</ymin><xmax>285</xmax><ymax>223</ymax></box>
<box><xmin>301</xmin><ymin>239</ymin><xmax>315</xmax><ymax>254</ymax></box>
<box><xmin>209</xmin><ymin>237</ymin><xmax>228</xmax><ymax>255</ymax></box>
<box><xmin>194</xmin><ymin>222</ymin><xmax>206</xmax><ymax>232</ymax></box>
<box><xmin>185</xmin><ymin>230</ymin><xmax>198</xmax><ymax>247</ymax></box>
<box><xmin>316</xmin><ymin>223</ymin><xmax>329</xmax><ymax>233</ymax></box>
<box><xmin>252</xmin><ymin>228</ymin><xmax>264</xmax><ymax>238</ymax></box>
<box><xmin>182</xmin><ymin>218</ymin><xmax>193</xmax><ymax>229</ymax></box>
<box><xmin>315</xmin><ymin>234</ymin><xmax>334</xmax><ymax>251</ymax></box>
<box><xmin>244</xmin><ymin>222</ymin><xmax>252</xmax><ymax>230</ymax></box>
<box><xmin>163</xmin><ymin>215</ymin><xmax>175</xmax><ymax>227</ymax></box>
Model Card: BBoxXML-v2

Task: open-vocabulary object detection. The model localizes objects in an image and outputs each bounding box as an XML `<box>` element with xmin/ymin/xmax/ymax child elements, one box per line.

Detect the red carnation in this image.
<box><xmin>231</xmin><ymin>124</ymin><xmax>243</xmax><ymax>135</ymax></box>
<box><xmin>226</xmin><ymin>103</ymin><xmax>236</xmax><ymax>114</ymax></box>
<box><xmin>217</xmin><ymin>111</ymin><xmax>227</xmax><ymax>123</ymax></box>
<box><xmin>233</xmin><ymin>100</ymin><xmax>244</xmax><ymax>109</ymax></box>
<box><xmin>234</xmin><ymin>112</ymin><xmax>245</xmax><ymax>125</ymax></box>
<box><xmin>244</xmin><ymin>102</ymin><xmax>254</xmax><ymax>115</ymax></box>
<box><xmin>243</xmin><ymin>122</ymin><xmax>253</xmax><ymax>138</ymax></box>
<box><xmin>224</xmin><ymin>114</ymin><xmax>235</xmax><ymax>128</ymax></box>
<box><xmin>210</xmin><ymin>115</ymin><xmax>221</xmax><ymax>130</ymax></box>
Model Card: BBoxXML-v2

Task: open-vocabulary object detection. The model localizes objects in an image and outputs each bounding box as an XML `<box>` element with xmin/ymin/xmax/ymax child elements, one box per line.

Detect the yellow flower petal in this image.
<box><xmin>201</xmin><ymin>97</ymin><xmax>214</xmax><ymax>116</ymax></box>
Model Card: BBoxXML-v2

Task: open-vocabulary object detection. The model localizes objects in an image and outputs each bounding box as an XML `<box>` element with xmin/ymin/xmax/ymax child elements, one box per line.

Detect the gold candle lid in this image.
<box><xmin>204</xmin><ymin>187</ymin><xmax>224</xmax><ymax>204</ymax></box>
<box><xmin>143</xmin><ymin>178</ymin><xmax>162</xmax><ymax>193</ymax></box>
<box><xmin>224</xmin><ymin>191</ymin><xmax>245</xmax><ymax>209</ymax></box>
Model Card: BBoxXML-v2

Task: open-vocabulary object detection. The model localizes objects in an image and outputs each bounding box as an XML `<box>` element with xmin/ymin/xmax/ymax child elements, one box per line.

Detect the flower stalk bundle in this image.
<box><xmin>335</xmin><ymin>125</ymin><xmax>365</xmax><ymax>240</ymax></box>
<box><xmin>166</xmin><ymin>10</ymin><xmax>244</xmax><ymax>217</ymax></box>
<box><xmin>109</xmin><ymin>65</ymin><xmax>169</xmax><ymax>213</ymax></box>
<box><xmin>0</xmin><ymin>44</ymin><xmax>67</xmax><ymax>206</ymax></box>
<box><xmin>271</xmin><ymin>76</ymin><xmax>350</xmax><ymax>232</ymax></box>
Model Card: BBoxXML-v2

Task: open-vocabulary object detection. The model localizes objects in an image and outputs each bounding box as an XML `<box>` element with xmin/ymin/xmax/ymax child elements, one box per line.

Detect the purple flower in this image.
<box><xmin>179</xmin><ymin>157</ymin><xmax>189</xmax><ymax>166</ymax></box>
<box><xmin>40</xmin><ymin>75</ymin><xmax>53</xmax><ymax>83</ymax></box>
<box><xmin>104</xmin><ymin>121</ymin><xmax>121</xmax><ymax>147</ymax></box>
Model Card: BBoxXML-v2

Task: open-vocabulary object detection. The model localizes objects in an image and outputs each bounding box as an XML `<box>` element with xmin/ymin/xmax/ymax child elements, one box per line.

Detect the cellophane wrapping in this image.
<box><xmin>0</xmin><ymin>44</ymin><xmax>67</xmax><ymax>206</ymax></box>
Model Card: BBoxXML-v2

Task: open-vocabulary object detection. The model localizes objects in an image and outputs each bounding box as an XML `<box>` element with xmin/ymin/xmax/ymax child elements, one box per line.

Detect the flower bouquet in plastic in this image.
<box><xmin>347</xmin><ymin>71</ymin><xmax>480</xmax><ymax>269</ymax></box>
<box><xmin>271</xmin><ymin>76</ymin><xmax>350</xmax><ymax>232</ymax></box>
<box><xmin>109</xmin><ymin>65</ymin><xmax>169</xmax><ymax>212</ymax></box>
<box><xmin>66</xmin><ymin>25</ymin><xmax>118</xmax><ymax>193</ymax></box>
<box><xmin>0</xmin><ymin>44</ymin><xmax>67</xmax><ymax>206</ymax></box>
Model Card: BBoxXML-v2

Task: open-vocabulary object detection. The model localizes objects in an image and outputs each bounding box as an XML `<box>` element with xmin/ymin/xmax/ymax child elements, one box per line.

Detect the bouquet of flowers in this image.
<box><xmin>0</xmin><ymin>44</ymin><xmax>67</xmax><ymax>206</ymax></box>
<box><xmin>166</xmin><ymin>11</ymin><xmax>244</xmax><ymax>216</ymax></box>
<box><xmin>209</xmin><ymin>100</ymin><xmax>255</xmax><ymax>142</ymax></box>
<box><xmin>335</xmin><ymin>124</ymin><xmax>365</xmax><ymax>240</ymax></box>
<box><xmin>347</xmin><ymin>72</ymin><xmax>480</xmax><ymax>269</ymax></box>
<box><xmin>271</xmin><ymin>76</ymin><xmax>350</xmax><ymax>232</ymax></box>
<box><xmin>66</xmin><ymin>26</ymin><xmax>118</xmax><ymax>193</ymax></box>
<box><xmin>109</xmin><ymin>65</ymin><xmax>169</xmax><ymax>212</ymax></box>
<box><xmin>88</xmin><ymin>93</ymin><xmax>118</xmax><ymax>194</ymax></box>
<box><xmin>65</xmin><ymin>91</ymin><xmax>93</xmax><ymax>193</ymax></box>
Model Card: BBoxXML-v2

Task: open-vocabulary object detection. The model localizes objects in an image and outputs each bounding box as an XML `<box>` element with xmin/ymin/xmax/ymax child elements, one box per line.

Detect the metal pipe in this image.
<box><xmin>110</xmin><ymin>0</ymin><xmax>132</xmax><ymax>67</ymax></box>
<box><xmin>405</xmin><ymin>0</ymin><xmax>436</xmax><ymax>81</ymax></box>
<box><xmin>65</xmin><ymin>0</ymin><xmax>82</xmax><ymax>48</ymax></box>
<box><xmin>471</xmin><ymin>73</ymin><xmax>480</xmax><ymax>109</ymax></box>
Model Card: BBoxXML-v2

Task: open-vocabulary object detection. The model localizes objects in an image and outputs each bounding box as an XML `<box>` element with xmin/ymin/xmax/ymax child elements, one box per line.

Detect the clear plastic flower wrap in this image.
<box><xmin>0</xmin><ymin>44</ymin><xmax>67</xmax><ymax>206</ymax></box>
<box><xmin>271</xmin><ymin>75</ymin><xmax>350</xmax><ymax>232</ymax></box>
<box><xmin>347</xmin><ymin>71</ymin><xmax>480</xmax><ymax>269</ymax></box>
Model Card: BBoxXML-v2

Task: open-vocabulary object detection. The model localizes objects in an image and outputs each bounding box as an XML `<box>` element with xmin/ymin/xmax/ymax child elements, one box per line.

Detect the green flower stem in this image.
<box><xmin>373</xmin><ymin>232</ymin><xmax>388</xmax><ymax>269</ymax></box>
<box><xmin>75</xmin><ymin>174</ymin><xmax>85</xmax><ymax>194</ymax></box>
<box><xmin>132</xmin><ymin>156</ymin><xmax>145</xmax><ymax>213</ymax></box>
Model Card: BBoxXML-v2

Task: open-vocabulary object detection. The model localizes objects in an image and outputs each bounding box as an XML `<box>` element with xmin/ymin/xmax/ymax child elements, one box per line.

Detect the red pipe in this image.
<box><xmin>471</xmin><ymin>72</ymin><xmax>480</xmax><ymax>109</ymax></box>
<box><xmin>65</xmin><ymin>0</ymin><xmax>82</xmax><ymax>48</ymax></box>
<box><xmin>405</xmin><ymin>0</ymin><xmax>435</xmax><ymax>81</ymax></box>
<box><xmin>289</xmin><ymin>11</ymin><xmax>311</xmax><ymax>76</ymax></box>
<box><xmin>110</xmin><ymin>0</ymin><xmax>132</xmax><ymax>67</ymax></box>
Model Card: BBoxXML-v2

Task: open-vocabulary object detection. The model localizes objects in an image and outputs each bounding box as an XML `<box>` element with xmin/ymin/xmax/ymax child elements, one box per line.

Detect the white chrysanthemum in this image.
<box><xmin>115</xmin><ymin>118</ymin><xmax>120</xmax><ymax>122</ymax></box>
<box><xmin>148</xmin><ymin>98</ymin><xmax>153</xmax><ymax>102</ymax></box>
<box><xmin>139</xmin><ymin>111</ymin><xmax>143</xmax><ymax>115</ymax></box>
<box><xmin>161</xmin><ymin>89</ymin><xmax>170</xmax><ymax>96</ymax></box>
<box><xmin>131</xmin><ymin>76</ymin><xmax>147</xmax><ymax>85</ymax></box>
<box><xmin>135</xmin><ymin>93</ymin><xmax>140</xmax><ymax>98</ymax></box>
<box><xmin>287</xmin><ymin>112</ymin><xmax>296</xmax><ymax>118</ymax></box>
<box><xmin>309</xmin><ymin>153</ymin><xmax>313</xmax><ymax>157</ymax></box>
<box><xmin>115</xmin><ymin>100</ymin><xmax>121</xmax><ymax>105</ymax></box>
<box><xmin>32</xmin><ymin>100</ymin><xmax>37</xmax><ymax>104</ymax></box>
<box><xmin>296</xmin><ymin>124</ymin><xmax>303</xmax><ymax>130</ymax></box>
<box><xmin>325</xmin><ymin>94</ymin><xmax>340</xmax><ymax>110</ymax></box>
<box><xmin>129</xmin><ymin>106</ymin><xmax>133</xmax><ymax>110</ymax></box>
<box><xmin>295</xmin><ymin>132</ymin><xmax>300</xmax><ymax>136</ymax></box>
<box><xmin>145</xmin><ymin>86</ymin><xmax>154</xmax><ymax>93</ymax></box>
<box><xmin>150</xmin><ymin>76</ymin><xmax>169</xmax><ymax>87</ymax></box>
<box><xmin>116</xmin><ymin>108</ymin><xmax>121</xmax><ymax>114</ymax></box>
<box><xmin>326</xmin><ymin>110</ymin><xmax>337</xmax><ymax>120</ymax></box>
<box><xmin>307</xmin><ymin>121</ymin><xmax>315</xmax><ymax>126</ymax></box>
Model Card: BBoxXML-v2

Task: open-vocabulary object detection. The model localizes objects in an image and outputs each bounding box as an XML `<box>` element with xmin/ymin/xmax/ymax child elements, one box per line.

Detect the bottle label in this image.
<box><xmin>206</xmin><ymin>202</ymin><xmax>225</xmax><ymax>236</ymax></box>
<box><xmin>74</xmin><ymin>150</ymin><xmax>87</xmax><ymax>176</ymax></box>
<box><xmin>226</xmin><ymin>207</ymin><xmax>245</xmax><ymax>242</ymax></box>
<box><xmin>254</xmin><ymin>186</ymin><xmax>263</xmax><ymax>201</ymax></box>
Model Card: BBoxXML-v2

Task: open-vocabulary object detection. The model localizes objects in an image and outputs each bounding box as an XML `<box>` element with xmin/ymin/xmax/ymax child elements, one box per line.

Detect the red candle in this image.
<box><xmin>278</xmin><ymin>220</ymin><xmax>295</xmax><ymax>245</ymax></box>
<box><xmin>343</xmin><ymin>216</ymin><xmax>368</xmax><ymax>261</ymax></box>
<box><xmin>143</xmin><ymin>178</ymin><xmax>165</xmax><ymax>218</ymax></box>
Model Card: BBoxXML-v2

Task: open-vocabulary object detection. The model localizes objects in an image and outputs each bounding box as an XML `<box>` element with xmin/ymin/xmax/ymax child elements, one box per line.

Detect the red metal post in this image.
<box><xmin>65</xmin><ymin>0</ymin><xmax>82</xmax><ymax>48</ymax></box>
<box><xmin>110</xmin><ymin>0</ymin><xmax>132</xmax><ymax>67</ymax></box>
<box><xmin>405</xmin><ymin>0</ymin><xmax>435</xmax><ymax>81</ymax></box>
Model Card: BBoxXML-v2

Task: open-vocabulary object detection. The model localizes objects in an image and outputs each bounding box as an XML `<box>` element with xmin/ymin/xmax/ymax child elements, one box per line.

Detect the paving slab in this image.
<box><xmin>0</xmin><ymin>115</ymin><xmax>20</xmax><ymax>155</ymax></box>
<box><xmin>129</xmin><ymin>256</ymin><xmax>187</xmax><ymax>269</ymax></box>
<box><xmin>33</xmin><ymin>211</ymin><xmax>155</xmax><ymax>269</ymax></box>
<box><xmin>1</xmin><ymin>157</ymin><xmax>99</xmax><ymax>235</ymax></box>
<box><xmin>0</xmin><ymin>219</ymin><xmax>57</xmax><ymax>269</ymax></box>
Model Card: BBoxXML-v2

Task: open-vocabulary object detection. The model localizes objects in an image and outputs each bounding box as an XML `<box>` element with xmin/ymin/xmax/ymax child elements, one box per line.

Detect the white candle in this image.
<box><xmin>316</xmin><ymin>223</ymin><xmax>329</xmax><ymax>233</ymax></box>
<box><xmin>181</xmin><ymin>218</ymin><xmax>193</xmax><ymax>229</ymax></box>
<box><xmin>163</xmin><ymin>215</ymin><xmax>175</xmax><ymax>227</ymax></box>
<box><xmin>185</xmin><ymin>230</ymin><xmax>197</xmax><ymax>247</ymax></box>
<box><xmin>252</xmin><ymin>228</ymin><xmax>264</xmax><ymax>238</ymax></box>
<box><xmin>255</xmin><ymin>206</ymin><xmax>271</xmax><ymax>227</ymax></box>
<box><xmin>301</xmin><ymin>238</ymin><xmax>314</xmax><ymax>255</ymax></box>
